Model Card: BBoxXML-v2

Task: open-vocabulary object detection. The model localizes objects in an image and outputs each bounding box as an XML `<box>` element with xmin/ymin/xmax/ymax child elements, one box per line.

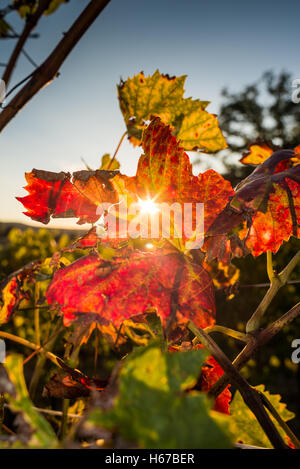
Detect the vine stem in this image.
<box><xmin>34</xmin><ymin>283</ymin><xmax>40</xmax><ymax>347</ymax></box>
<box><xmin>188</xmin><ymin>321</ymin><xmax>288</xmax><ymax>449</ymax></box>
<box><xmin>60</xmin><ymin>399</ymin><xmax>70</xmax><ymax>441</ymax></box>
<box><xmin>0</xmin><ymin>0</ymin><xmax>112</xmax><ymax>133</ymax></box>
<box><xmin>29</xmin><ymin>324</ymin><xmax>63</xmax><ymax>400</ymax></box>
<box><xmin>1</xmin><ymin>423</ymin><xmax>16</xmax><ymax>436</ymax></box>
<box><xmin>257</xmin><ymin>390</ymin><xmax>300</xmax><ymax>449</ymax></box>
<box><xmin>203</xmin><ymin>325</ymin><xmax>248</xmax><ymax>342</ymax></box>
<box><xmin>209</xmin><ymin>302</ymin><xmax>300</xmax><ymax>398</ymax></box>
<box><xmin>2</xmin><ymin>0</ymin><xmax>51</xmax><ymax>86</ymax></box>
<box><xmin>4</xmin><ymin>403</ymin><xmax>79</xmax><ymax>419</ymax></box>
<box><xmin>94</xmin><ymin>327</ymin><xmax>99</xmax><ymax>378</ymax></box>
<box><xmin>246</xmin><ymin>250</ymin><xmax>300</xmax><ymax>333</ymax></box>
<box><xmin>0</xmin><ymin>330</ymin><xmax>62</xmax><ymax>367</ymax></box>
<box><xmin>107</xmin><ymin>131</ymin><xmax>128</xmax><ymax>170</ymax></box>
<box><xmin>267</xmin><ymin>250</ymin><xmax>275</xmax><ymax>282</ymax></box>
<box><xmin>23</xmin><ymin>324</ymin><xmax>64</xmax><ymax>365</ymax></box>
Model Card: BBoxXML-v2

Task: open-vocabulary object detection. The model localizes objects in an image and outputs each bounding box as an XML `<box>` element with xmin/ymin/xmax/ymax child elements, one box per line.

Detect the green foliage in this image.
<box><xmin>230</xmin><ymin>385</ymin><xmax>295</xmax><ymax>448</ymax></box>
<box><xmin>0</xmin><ymin>228</ymin><xmax>70</xmax><ymax>277</ymax></box>
<box><xmin>0</xmin><ymin>17</ymin><xmax>12</xmax><ymax>37</ymax></box>
<box><xmin>219</xmin><ymin>71</ymin><xmax>300</xmax><ymax>153</ymax></box>
<box><xmin>1</xmin><ymin>354</ymin><xmax>58</xmax><ymax>448</ymax></box>
<box><xmin>118</xmin><ymin>69</ymin><xmax>226</xmax><ymax>152</ymax></box>
<box><xmin>12</xmin><ymin>0</ymin><xmax>67</xmax><ymax>18</ymax></box>
<box><xmin>100</xmin><ymin>153</ymin><xmax>120</xmax><ymax>171</ymax></box>
<box><xmin>87</xmin><ymin>343</ymin><xmax>234</xmax><ymax>448</ymax></box>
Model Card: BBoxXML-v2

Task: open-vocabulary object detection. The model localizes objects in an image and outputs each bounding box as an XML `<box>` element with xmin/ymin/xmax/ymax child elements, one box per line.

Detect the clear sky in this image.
<box><xmin>1</xmin><ymin>0</ymin><xmax>300</xmax><ymax>229</ymax></box>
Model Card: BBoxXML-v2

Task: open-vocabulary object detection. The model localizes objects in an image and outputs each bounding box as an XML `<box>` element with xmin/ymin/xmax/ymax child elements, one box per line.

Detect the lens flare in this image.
<box><xmin>138</xmin><ymin>197</ymin><xmax>159</xmax><ymax>215</ymax></box>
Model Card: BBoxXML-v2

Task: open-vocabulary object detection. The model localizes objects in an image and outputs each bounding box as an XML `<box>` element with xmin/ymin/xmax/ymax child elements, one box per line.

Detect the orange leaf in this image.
<box><xmin>46</xmin><ymin>250</ymin><xmax>215</xmax><ymax>331</ymax></box>
<box><xmin>207</xmin><ymin>149</ymin><xmax>300</xmax><ymax>257</ymax></box>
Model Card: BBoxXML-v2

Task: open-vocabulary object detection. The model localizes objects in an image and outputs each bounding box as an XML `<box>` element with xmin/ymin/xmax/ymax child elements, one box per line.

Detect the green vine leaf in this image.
<box><xmin>1</xmin><ymin>354</ymin><xmax>58</xmax><ymax>448</ymax></box>
<box><xmin>230</xmin><ymin>384</ymin><xmax>295</xmax><ymax>448</ymax></box>
<box><xmin>85</xmin><ymin>343</ymin><xmax>234</xmax><ymax>448</ymax></box>
<box><xmin>118</xmin><ymin>70</ymin><xmax>226</xmax><ymax>152</ymax></box>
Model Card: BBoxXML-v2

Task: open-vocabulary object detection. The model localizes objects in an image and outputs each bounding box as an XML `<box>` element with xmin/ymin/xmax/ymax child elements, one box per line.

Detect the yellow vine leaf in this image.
<box><xmin>118</xmin><ymin>70</ymin><xmax>226</xmax><ymax>152</ymax></box>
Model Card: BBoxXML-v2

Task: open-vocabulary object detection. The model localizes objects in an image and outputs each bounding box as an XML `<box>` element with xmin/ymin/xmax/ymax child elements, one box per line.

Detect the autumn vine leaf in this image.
<box><xmin>46</xmin><ymin>250</ymin><xmax>216</xmax><ymax>331</ymax></box>
<box><xmin>19</xmin><ymin>119</ymin><xmax>300</xmax><ymax>262</ymax></box>
<box><xmin>17</xmin><ymin>117</ymin><xmax>233</xmax><ymax>252</ymax></box>
<box><xmin>136</xmin><ymin>118</ymin><xmax>233</xmax><ymax>231</ymax></box>
<box><xmin>14</xmin><ymin>0</ymin><xmax>67</xmax><ymax>18</ymax></box>
<box><xmin>240</xmin><ymin>141</ymin><xmax>300</xmax><ymax>167</ymax></box>
<box><xmin>0</xmin><ymin>276</ymin><xmax>24</xmax><ymax>325</ymax></box>
<box><xmin>206</xmin><ymin>149</ymin><xmax>300</xmax><ymax>258</ymax></box>
<box><xmin>230</xmin><ymin>385</ymin><xmax>295</xmax><ymax>448</ymax></box>
<box><xmin>200</xmin><ymin>355</ymin><xmax>232</xmax><ymax>415</ymax></box>
<box><xmin>240</xmin><ymin>141</ymin><xmax>276</xmax><ymax>165</ymax></box>
<box><xmin>118</xmin><ymin>70</ymin><xmax>227</xmax><ymax>152</ymax></box>
<box><xmin>16</xmin><ymin>168</ymin><xmax>123</xmax><ymax>225</ymax></box>
<box><xmin>0</xmin><ymin>262</ymin><xmax>40</xmax><ymax>325</ymax></box>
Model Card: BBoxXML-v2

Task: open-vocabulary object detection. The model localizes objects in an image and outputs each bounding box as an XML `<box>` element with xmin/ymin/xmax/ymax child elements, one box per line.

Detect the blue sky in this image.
<box><xmin>1</xmin><ymin>0</ymin><xmax>300</xmax><ymax>228</ymax></box>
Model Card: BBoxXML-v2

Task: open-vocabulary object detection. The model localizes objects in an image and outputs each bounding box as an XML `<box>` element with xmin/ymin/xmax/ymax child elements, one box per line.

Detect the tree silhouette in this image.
<box><xmin>220</xmin><ymin>71</ymin><xmax>300</xmax><ymax>151</ymax></box>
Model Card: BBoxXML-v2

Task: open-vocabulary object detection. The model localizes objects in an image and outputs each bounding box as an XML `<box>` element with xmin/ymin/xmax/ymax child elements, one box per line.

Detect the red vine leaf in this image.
<box><xmin>17</xmin><ymin>118</ymin><xmax>233</xmax><ymax>251</ymax></box>
<box><xmin>137</xmin><ymin>117</ymin><xmax>234</xmax><ymax>236</ymax></box>
<box><xmin>207</xmin><ymin>149</ymin><xmax>300</xmax><ymax>257</ymax></box>
<box><xmin>0</xmin><ymin>262</ymin><xmax>39</xmax><ymax>325</ymax></box>
<box><xmin>46</xmin><ymin>250</ymin><xmax>215</xmax><ymax>331</ymax></box>
<box><xmin>200</xmin><ymin>355</ymin><xmax>231</xmax><ymax>414</ymax></box>
<box><xmin>16</xmin><ymin>169</ymin><xmax>121</xmax><ymax>225</ymax></box>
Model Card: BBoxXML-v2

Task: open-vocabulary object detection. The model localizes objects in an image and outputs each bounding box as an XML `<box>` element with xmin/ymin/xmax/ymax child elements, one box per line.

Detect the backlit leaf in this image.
<box><xmin>16</xmin><ymin>168</ymin><xmax>120</xmax><ymax>225</ymax></box>
<box><xmin>230</xmin><ymin>384</ymin><xmax>295</xmax><ymax>448</ymax></box>
<box><xmin>240</xmin><ymin>141</ymin><xmax>300</xmax><ymax>167</ymax></box>
<box><xmin>46</xmin><ymin>250</ymin><xmax>215</xmax><ymax>331</ymax></box>
<box><xmin>85</xmin><ymin>344</ymin><xmax>233</xmax><ymax>448</ymax></box>
<box><xmin>0</xmin><ymin>261</ymin><xmax>40</xmax><ymax>325</ymax></box>
<box><xmin>118</xmin><ymin>70</ymin><xmax>226</xmax><ymax>152</ymax></box>
<box><xmin>17</xmin><ymin>118</ymin><xmax>233</xmax><ymax>251</ymax></box>
<box><xmin>100</xmin><ymin>153</ymin><xmax>120</xmax><ymax>171</ymax></box>
<box><xmin>207</xmin><ymin>149</ymin><xmax>300</xmax><ymax>257</ymax></box>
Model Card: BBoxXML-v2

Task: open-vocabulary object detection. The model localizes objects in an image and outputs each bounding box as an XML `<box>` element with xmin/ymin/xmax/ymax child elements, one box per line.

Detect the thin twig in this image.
<box><xmin>267</xmin><ymin>251</ymin><xmax>275</xmax><ymax>282</ymax></box>
<box><xmin>2</xmin><ymin>0</ymin><xmax>51</xmax><ymax>86</ymax></box>
<box><xmin>204</xmin><ymin>325</ymin><xmax>248</xmax><ymax>343</ymax></box>
<box><xmin>239</xmin><ymin>279</ymin><xmax>300</xmax><ymax>288</ymax></box>
<box><xmin>0</xmin><ymin>0</ymin><xmax>112</xmax><ymax>133</ymax></box>
<box><xmin>1</xmin><ymin>423</ymin><xmax>16</xmax><ymax>436</ymax></box>
<box><xmin>7</xmin><ymin>24</ymin><xmax>39</xmax><ymax>68</ymax></box>
<box><xmin>246</xmin><ymin>250</ymin><xmax>300</xmax><ymax>333</ymax></box>
<box><xmin>4</xmin><ymin>70</ymin><xmax>35</xmax><ymax>101</ymax></box>
<box><xmin>23</xmin><ymin>325</ymin><xmax>63</xmax><ymax>366</ymax></box>
<box><xmin>107</xmin><ymin>131</ymin><xmax>128</xmax><ymax>170</ymax></box>
<box><xmin>4</xmin><ymin>403</ymin><xmax>80</xmax><ymax>419</ymax></box>
<box><xmin>0</xmin><ymin>330</ymin><xmax>62</xmax><ymax>368</ymax></box>
<box><xmin>188</xmin><ymin>321</ymin><xmax>288</xmax><ymax>449</ymax></box>
<box><xmin>34</xmin><ymin>283</ymin><xmax>40</xmax><ymax>347</ymax></box>
<box><xmin>209</xmin><ymin>302</ymin><xmax>300</xmax><ymax>398</ymax></box>
<box><xmin>60</xmin><ymin>399</ymin><xmax>70</xmax><ymax>441</ymax></box>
